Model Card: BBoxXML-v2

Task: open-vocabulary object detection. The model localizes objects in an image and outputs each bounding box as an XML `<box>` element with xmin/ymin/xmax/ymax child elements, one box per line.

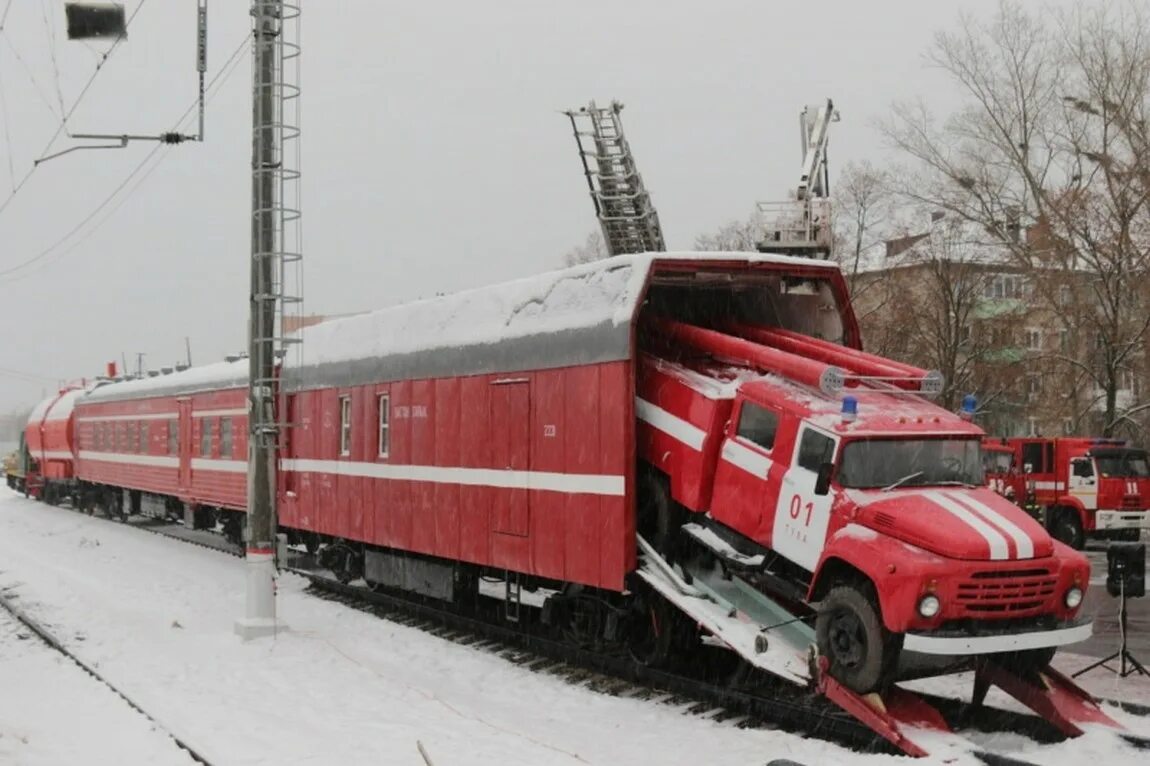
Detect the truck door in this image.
<box><xmin>773</xmin><ymin>424</ymin><xmax>838</xmax><ymax>572</ymax></box>
<box><xmin>492</xmin><ymin>381</ymin><xmax>530</xmax><ymax>536</ymax></box>
<box><xmin>1068</xmin><ymin>456</ymin><xmax>1097</xmax><ymax>510</ymax></box>
<box><xmin>178</xmin><ymin>399</ymin><xmax>192</xmax><ymax>494</ymax></box>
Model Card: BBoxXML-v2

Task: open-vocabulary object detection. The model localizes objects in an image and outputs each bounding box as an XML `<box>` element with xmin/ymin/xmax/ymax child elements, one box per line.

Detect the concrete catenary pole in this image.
<box><xmin>236</xmin><ymin>0</ymin><xmax>286</xmax><ymax>639</ymax></box>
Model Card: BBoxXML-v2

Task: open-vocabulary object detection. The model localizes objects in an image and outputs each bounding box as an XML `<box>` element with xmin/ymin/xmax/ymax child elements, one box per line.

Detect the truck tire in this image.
<box><xmin>816</xmin><ymin>584</ymin><xmax>898</xmax><ymax>694</ymax></box>
<box><xmin>1049</xmin><ymin>509</ymin><xmax>1085</xmax><ymax>550</ymax></box>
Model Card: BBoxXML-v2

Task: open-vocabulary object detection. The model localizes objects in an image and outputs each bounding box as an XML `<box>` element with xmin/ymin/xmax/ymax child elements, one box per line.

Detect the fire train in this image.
<box><xmin>18</xmin><ymin>253</ymin><xmax>1091</xmax><ymax>700</ymax></box>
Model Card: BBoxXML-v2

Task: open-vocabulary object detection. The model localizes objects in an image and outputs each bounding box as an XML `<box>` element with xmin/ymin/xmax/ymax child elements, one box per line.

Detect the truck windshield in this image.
<box><xmin>1093</xmin><ymin>449</ymin><xmax>1150</xmax><ymax>478</ymax></box>
<box><xmin>837</xmin><ymin>438</ymin><xmax>984</xmax><ymax>489</ymax></box>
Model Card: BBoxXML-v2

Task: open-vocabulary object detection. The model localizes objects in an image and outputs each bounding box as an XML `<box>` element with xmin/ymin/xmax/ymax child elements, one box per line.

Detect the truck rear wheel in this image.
<box><xmin>1049</xmin><ymin>509</ymin><xmax>1085</xmax><ymax>550</ymax></box>
<box><xmin>816</xmin><ymin>584</ymin><xmax>898</xmax><ymax>694</ymax></box>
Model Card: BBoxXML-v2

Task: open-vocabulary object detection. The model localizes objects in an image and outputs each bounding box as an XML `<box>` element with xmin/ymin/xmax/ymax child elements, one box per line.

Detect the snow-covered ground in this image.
<box><xmin>0</xmin><ymin>609</ymin><xmax>196</xmax><ymax>765</ymax></box>
<box><xmin>0</xmin><ymin>492</ymin><xmax>1147</xmax><ymax>766</ymax></box>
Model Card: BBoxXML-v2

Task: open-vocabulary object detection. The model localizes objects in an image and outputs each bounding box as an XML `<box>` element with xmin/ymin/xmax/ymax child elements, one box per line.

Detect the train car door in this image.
<box><xmin>492</xmin><ymin>380</ymin><xmax>530</xmax><ymax>536</ymax></box>
<box><xmin>178</xmin><ymin>398</ymin><xmax>192</xmax><ymax>493</ymax></box>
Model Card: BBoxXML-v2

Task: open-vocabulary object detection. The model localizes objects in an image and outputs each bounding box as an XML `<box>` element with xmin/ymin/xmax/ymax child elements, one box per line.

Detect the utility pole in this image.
<box><xmin>235</xmin><ymin>0</ymin><xmax>298</xmax><ymax>640</ymax></box>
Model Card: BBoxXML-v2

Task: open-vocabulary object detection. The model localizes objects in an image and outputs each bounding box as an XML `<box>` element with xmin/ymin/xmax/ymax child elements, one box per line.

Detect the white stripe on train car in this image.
<box><xmin>281</xmin><ymin>458</ymin><xmax>626</xmax><ymax>497</ymax></box>
<box><xmin>924</xmin><ymin>490</ymin><xmax>1010</xmax><ymax>560</ymax></box>
<box><xmin>77</xmin><ymin>451</ymin><xmax>179</xmax><ymax>469</ymax></box>
<box><xmin>944</xmin><ymin>490</ymin><xmax>1035</xmax><ymax>559</ymax></box>
<box><xmin>192</xmin><ymin>409</ymin><xmax>246</xmax><ymax>418</ymax></box>
<box><xmin>190</xmin><ymin>458</ymin><xmax>246</xmax><ymax>473</ymax></box>
<box><xmin>720</xmin><ymin>438</ymin><xmax>771</xmax><ymax>479</ymax></box>
<box><xmin>76</xmin><ymin>413</ymin><xmax>175</xmax><ymax>423</ymax></box>
<box><xmin>39</xmin><ymin>450</ymin><xmax>75</xmax><ymax>460</ymax></box>
<box><xmin>635</xmin><ymin>398</ymin><xmax>707</xmax><ymax>450</ymax></box>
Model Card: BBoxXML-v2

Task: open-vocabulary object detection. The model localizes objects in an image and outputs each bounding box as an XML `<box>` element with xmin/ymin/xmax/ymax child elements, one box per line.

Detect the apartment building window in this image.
<box><xmin>985</xmin><ymin>274</ymin><xmax>1023</xmax><ymax>300</ymax></box>
<box><xmin>339</xmin><ymin>396</ymin><xmax>352</xmax><ymax>456</ymax></box>
<box><xmin>1025</xmin><ymin>329</ymin><xmax>1042</xmax><ymax>351</ymax></box>
<box><xmin>1027</xmin><ymin>417</ymin><xmax>1039</xmax><ymax>437</ymax></box>
<box><xmin>1063</xmin><ymin>418</ymin><xmax>1074</xmax><ymax>435</ymax></box>
<box><xmin>1059</xmin><ymin>329</ymin><xmax>1070</xmax><ymax>354</ymax></box>
<box><xmin>1026</xmin><ymin>375</ymin><xmax>1042</xmax><ymax>402</ymax></box>
<box><xmin>1059</xmin><ymin>285</ymin><xmax>1072</xmax><ymax>306</ymax></box>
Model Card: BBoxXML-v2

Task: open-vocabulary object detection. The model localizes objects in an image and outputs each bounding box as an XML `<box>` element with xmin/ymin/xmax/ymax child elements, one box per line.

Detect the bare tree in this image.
<box><xmin>563</xmin><ymin>230</ymin><xmax>608</xmax><ymax>266</ymax></box>
<box><xmin>884</xmin><ymin>0</ymin><xmax>1150</xmax><ymax>436</ymax></box>
<box><xmin>832</xmin><ymin>161</ymin><xmax>898</xmax><ymax>287</ymax></box>
<box><xmin>693</xmin><ymin>209</ymin><xmax>763</xmax><ymax>251</ymax></box>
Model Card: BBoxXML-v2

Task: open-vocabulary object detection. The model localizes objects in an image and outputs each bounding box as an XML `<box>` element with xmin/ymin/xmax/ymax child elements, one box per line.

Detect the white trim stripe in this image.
<box><xmin>635</xmin><ymin>398</ymin><xmax>706</xmax><ymax>450</ymax></box>
<box><xmin>1033</xmin><ymin>480</ymin><xmax>1065</xmax><ymax>491</ymax></box>
<box><xmin>77</xmin><ymin>450</ymin><xmax>179</xmax><ymax>469</ymax></box>
<box><xmin>77</xmin><ymin>413</ymin><xmax>174</xmax><ymax>423</ymax></box>
<box><xmin>192</xmin><ymin>409</ymin><xmax>246</xmax><ymax>418</ymax></box>
<box><xmin>924</xmin><ymin>490</ymin><xmax>1010</xmax><ymax>560</ymax></box>
<box><xmin>945</xmin><ymin>491</ymin><xmax>1034</xmax><ymax>559</ymax></box>
<box><xmin>39</xmin><ymin>450</ymin><xmax>74</xmax><ymax>460</ymax></box>
<box><xmin>191</xmin><ymin>458</ymin><xmax>246</xmax><ymax>473</ymax></box>
<box><xmin>281</xmin><ymin>458</ymin><xmax>625</xmax><ymax>497</ymax></box>
<box><xmin>721</xmin><ymin>438</ymin><xmax>772</xmax><ymax>479</ymax></box>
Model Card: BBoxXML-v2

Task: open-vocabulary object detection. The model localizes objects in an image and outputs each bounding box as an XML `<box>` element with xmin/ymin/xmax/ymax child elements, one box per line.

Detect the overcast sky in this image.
<box><xmin>0</xmin><ymin>0</ymin><xmax>1010</xmax><ymax>411</ymax></box>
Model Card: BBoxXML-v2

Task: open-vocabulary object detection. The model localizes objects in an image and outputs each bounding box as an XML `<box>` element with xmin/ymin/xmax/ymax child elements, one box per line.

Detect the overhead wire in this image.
<box><xmin>0</xmin><ymin>0</ymin><xmax>13</xmax><ymax>30</ymax></box>
<box><xmin>0</xmin><ymin>0</ymin><xmax>150</xmax><ymax>219</ymax></box>
<box><xmin>0</xmin><ymin>61</ymin><xmax>14</xmax><ymax>192</ymax></box>
<box><xmin>0</xmin><ymin>32</ymin><xmax>252</xmax><ymax>284</ymax></box>
<box><xmin>41</xmin><ymin>0</ymin><xmax>67</xmax><ymax>119</ymax></box>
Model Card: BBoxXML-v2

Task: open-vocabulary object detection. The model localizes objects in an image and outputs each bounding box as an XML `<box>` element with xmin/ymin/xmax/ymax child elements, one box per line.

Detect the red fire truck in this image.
<box><xmin>983</xmin><ymin>436</ymin><xmax>1150</xmax><ymax>548</ymax></box>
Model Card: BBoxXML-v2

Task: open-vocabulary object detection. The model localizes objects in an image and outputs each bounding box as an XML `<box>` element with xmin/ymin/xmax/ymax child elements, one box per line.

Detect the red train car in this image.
<box><xmin>24</xmin><ymin>385</ymin><xmax>86</xmax><ymax>504</ymax></box>
<box><xmin>277</xmin><ymin>253</ymin><xmax>853</xmax><ymax>592</ymax></box>
<box><xmin>73</xmin><ymin>361</ymin><xmax>249</xmax><ymax>538</ymax></box>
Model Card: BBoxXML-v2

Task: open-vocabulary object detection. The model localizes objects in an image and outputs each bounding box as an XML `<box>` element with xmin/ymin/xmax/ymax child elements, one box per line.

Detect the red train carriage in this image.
<box><xmin>24</xmin><ymin>385</ymin><xmax>87</xmax><ymax>504</ymax></box>
<box><xmin>73</xmin><ymin>361</ymin><xmax>249</xmax><ymax>539</ymax></box>
<box><xmin>278</xmin><ymin>253</ymin><xmax>853</xmax><ymax>593</ymax></box>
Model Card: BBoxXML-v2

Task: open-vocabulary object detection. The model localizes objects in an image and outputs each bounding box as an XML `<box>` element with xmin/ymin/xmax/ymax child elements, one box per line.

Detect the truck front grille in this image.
<box><xmin>954</xmin><ymin>568</ymin><xmax>1057</xmax><ymax>615</ymax></box>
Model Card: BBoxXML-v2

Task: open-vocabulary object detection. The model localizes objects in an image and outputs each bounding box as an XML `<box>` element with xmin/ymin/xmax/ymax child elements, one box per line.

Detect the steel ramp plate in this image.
<box><xmin>975</xmin><ymin>660</ymin><xmax>1122</xmax><ymax>737</ymax></box>
<box><xmin>635</xmin><ymin>555</ymin><xmax>809</xmax><ymax>683</ymax></box>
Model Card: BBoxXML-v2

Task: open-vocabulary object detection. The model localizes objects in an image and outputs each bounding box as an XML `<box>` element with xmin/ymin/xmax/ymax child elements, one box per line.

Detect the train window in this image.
<box><xmin>93</xmin><ymin>424</ymin><xmax>101</xmax><ymax>451</ymax></box>
<box><xmin>736</xmin><ymin>402</ymin><xmax>779</xmax><ymax>451</ymax></box>
<box><xmin>220</xmin><ymin>418</ymin><xmax>233</xmax><ymax>459</ymax></box>
<box><xmin>168</xmin><ymin>419</ymin><xmax>178</xmax><ymax>455</ymax></box>
<box><xmin>339</xmin><ymin>396</ymin><xmax>352</xmax><ymax>456</ymax></box>
<box><xmin>139</xmin><ymin>422</ymin><xmax>149</xmax><ymax>454</ymax></box>
<box><xmin>118</xmin><ymin>423</ymin><xmax>127</xmax><ymax>452</ymax></box>
<box><xmin>201</xmin><ymin>419</ymin><xmax>213</xmax><ymax>457</ymax></box>
<box><xmin>378</xmin><ymin>394</ymin><xmax>390</xmax><ymax>457</ymax></box>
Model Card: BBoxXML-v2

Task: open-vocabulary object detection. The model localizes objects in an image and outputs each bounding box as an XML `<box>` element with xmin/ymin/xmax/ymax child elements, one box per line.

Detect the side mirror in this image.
<box><xmin>814</xmin><ymin>462</ymin><xmax>834</xmax><ymax>496</ymax></box>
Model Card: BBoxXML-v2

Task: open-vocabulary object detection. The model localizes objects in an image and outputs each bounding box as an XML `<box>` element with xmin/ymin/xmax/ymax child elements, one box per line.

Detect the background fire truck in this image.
<box><xmin>983</xmin><ymin>436</ymin><xmax>1150</xmax><ymax>549</ymax></box>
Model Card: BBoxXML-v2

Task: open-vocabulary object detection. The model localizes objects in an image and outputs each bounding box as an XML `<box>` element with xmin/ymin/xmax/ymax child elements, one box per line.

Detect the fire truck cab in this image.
<box><xmin>637</xmin><ymin>319</ymin><xmax>1091</xmax><ymax>694</ymax></box>
<box><xmin>984</xmin><ymin>436</ymin><xmax>1150</xmax><ymax>549</ymax></box>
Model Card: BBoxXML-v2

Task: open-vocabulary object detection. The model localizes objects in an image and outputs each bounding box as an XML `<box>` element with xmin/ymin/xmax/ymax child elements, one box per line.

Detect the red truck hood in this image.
<box><xmin>846</xmin><ymin>487</ymin><xmax>1053</xmax><ymax>561</ymax></box>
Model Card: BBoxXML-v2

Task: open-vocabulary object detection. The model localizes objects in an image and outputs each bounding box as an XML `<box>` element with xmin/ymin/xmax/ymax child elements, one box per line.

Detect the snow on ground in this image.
<box><xmin>0</xmin><ymin>492</ymin><xmax>1147</xmax><ymax>766</ymax></box>
<box><xmin>0</xmin><ymin>608</ymin><xmax>196</xmax><ymax>765</ymax></box>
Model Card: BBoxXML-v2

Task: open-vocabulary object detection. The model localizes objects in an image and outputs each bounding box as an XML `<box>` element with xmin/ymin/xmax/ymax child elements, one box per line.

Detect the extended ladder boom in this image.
<box><xmin>565</xmin><ymin>101</ymin><xmax>665</xmax><ymax>256</ymax></box>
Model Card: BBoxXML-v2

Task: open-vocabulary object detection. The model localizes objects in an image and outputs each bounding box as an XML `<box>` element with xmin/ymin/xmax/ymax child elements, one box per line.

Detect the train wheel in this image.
<box><xmin>627</xmin><ymin>594</ymin><xmax>688</xmax><ymax>668</ymax></box>
<box><xmin>815</xmin><ymin>584</ymin><xmax>898</xmax><ymax>694</ymax></box>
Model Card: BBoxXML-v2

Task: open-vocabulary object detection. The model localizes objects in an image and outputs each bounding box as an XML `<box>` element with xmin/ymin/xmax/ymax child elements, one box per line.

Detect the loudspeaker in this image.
<box><xmin>65</xmin><ymin>3</ymin><xmax>127</xmax><ymax>40</ymax></box>
<box><xmin>1106</xmin><ymin>542</ymin><xmax>1146</xmax><ymax>599</ymax></box>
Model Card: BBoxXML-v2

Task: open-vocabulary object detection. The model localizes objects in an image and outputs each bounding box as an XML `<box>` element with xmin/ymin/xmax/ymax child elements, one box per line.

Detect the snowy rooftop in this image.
<box><xmin>284</xmin><ymin>251</ymin><xmax>843</xmax><ymax>390</ymax></box>
<box><xmin>83</xmin><ymin>360</ymin><xmax>248</xmax><ymax>404</ymax></box>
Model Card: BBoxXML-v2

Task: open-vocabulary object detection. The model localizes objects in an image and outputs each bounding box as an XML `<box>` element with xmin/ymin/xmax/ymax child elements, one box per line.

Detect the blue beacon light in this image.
<box><xmin>841</xmin><ymin>395</ymin><xmax>858</xmax><ymax>424</ymax></box>
<box><xmin>960</xmin><ymin>394</ymin><xmax>977</xmax><ymax>420</ymax></box>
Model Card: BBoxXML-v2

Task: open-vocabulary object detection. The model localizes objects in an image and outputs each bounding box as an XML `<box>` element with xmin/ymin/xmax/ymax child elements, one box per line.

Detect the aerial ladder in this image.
<box><xmin>564</xmin><ymin>101</ymin><xmax>665</xmax><ymax>256</ymax></box>
<box><xmin>757</xmin><ymin>98</ymin><xmax>839</xmax><ymax>259</ymax></box>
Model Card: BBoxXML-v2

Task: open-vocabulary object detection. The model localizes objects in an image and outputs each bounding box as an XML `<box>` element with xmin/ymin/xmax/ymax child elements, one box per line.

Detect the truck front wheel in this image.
<box><xmin>816</xmin><ymin>584</ymin><xmax>899</xmax><ymax>694</ymax></box>
<box><xmin>1049</xmin><ymin>509</ymin><xmax>1085</xmax><ymax>550</ymax></box>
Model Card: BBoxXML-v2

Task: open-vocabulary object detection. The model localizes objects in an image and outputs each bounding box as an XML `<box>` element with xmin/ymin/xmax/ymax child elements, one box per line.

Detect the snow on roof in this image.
<box><xmin>284</xmin><ymin>251</ymin><xmax>842</xmax><ymax>390</ymax></box>
<box><xmin>83</xmin><ymin>359</ymin><xmax>248</xmax><ymax>404</ymax></box>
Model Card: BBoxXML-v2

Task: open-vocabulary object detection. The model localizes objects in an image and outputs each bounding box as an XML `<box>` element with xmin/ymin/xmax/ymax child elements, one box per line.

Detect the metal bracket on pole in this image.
<box><xmin>35</xmin><ymin>1</ymin><xmax>209</xmax><ymax>166</ymax></box>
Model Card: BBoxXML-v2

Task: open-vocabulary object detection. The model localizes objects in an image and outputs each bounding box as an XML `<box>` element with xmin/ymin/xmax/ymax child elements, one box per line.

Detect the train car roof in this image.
<box><xmin>82</xmin><ymin>359</ymin><xmax>248</xmax><ymax>404</ymax></box>
<box><xmin>283</xmin><ymin>251</ymin><xmax>847</xmax><ymax>391</ymax></box>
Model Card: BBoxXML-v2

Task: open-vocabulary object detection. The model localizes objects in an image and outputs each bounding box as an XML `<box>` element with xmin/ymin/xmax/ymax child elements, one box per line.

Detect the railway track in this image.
<box><xmin>0</xmin><ymin>582</ymin><xmax>212</xmax><ymax>765</ymax></box>
<box><xmin>21</xmin><ymin>496</ymin><xmax>1150</xmax><ymax>765</ymax></box>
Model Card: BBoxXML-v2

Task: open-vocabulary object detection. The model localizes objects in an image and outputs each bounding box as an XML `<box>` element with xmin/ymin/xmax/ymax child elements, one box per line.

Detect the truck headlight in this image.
<box><xmin>917</xmin><ymin>594</ymin><xmax>941</xmax><ymax>618</ymax></box>
<box><xmin>1064</xmin><ymin>587</ymin><xmax>1083</xmax><ymax>609</ymax></box>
